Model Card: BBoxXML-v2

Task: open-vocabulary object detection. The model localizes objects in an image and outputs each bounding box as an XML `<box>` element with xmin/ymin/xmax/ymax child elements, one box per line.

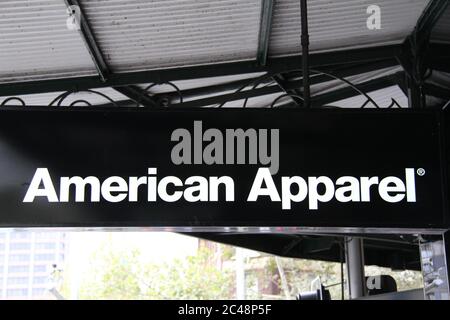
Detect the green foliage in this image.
<box><xmin>74</xmin><ymin>239</ymin><xmax>423</xmax><ymax>300</ymax></box>
<box><xmin>221</xmin><ymin>245</ymin><xmax>235</xmax><ymax>261</ymax></box>
<box><xmin>78</xmin><ymin>242</ymin><xmax>142</xmax><ymax>299</ymax></box>
<box><xmin>142</xmin><ymin>249</ymin><xmax>233</xmax><ymax>299</ymax></box>
<box><xmin>78</xmin><ymin>243</ymin><xmax>233</xmax><ymax>300</ymax></box>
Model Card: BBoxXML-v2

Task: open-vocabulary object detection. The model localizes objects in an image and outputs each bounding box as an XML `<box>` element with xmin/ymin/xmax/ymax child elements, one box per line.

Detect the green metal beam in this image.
<box><xmin>256</xmin><ymin>0</ymin><xmax>274</xmax><ymax>66</ymax></box>
<box><xmin>113</xmin><ymin>86</ymin><xmax>158</xmax><ymax>108</ymax></box>
<box><xmin>415</xmin><ymin>0</ymin><xmax>449</xmax><ymax>43</ymax></box>
<box><xmin>0</xmin><ymin>45</ymin><xmax>401</xmax><ymax>98</ymax></box>
<box><xmin>64</xmin><ymin>0</ymin><xmax>110</xmax><ymax>81</ymax></box>
<box><xmin>5</xmin><ymin>71</ymin><xmax>400</xmax><ymax>109</ymax></box>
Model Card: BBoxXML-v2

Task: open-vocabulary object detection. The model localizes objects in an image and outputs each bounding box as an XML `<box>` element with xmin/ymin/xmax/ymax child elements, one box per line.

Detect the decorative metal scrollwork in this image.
<box><xmin>267</xmin><ymin>69</ymin><xmax>403</xmax><ymax>109</ymax></box>
<box><xmin>215</xmin><ymin>68</ymin><xmax>404</xmax><ymax>109</ymax></box>
<box><xmin>270</xmin><ymin>94</ymin><xmax>304</xmax><ymax>108</ymax></box>
<box><xmin>48</xmin><ymin>89</ymin><xmax>119</xmax><ymax>107</ymax></box>
<box><xmin>387</xmin><ymin>98</ymin><xmax>403</xmax><ymax>108</ymax></box>
<box><xmin>1</xmin><ymin>71</ymin><xmax>405</xmax><ymax>109</ymax></box>
<box><xmin>138</xmin><ymin>82</ymin><xmax>183</xmax><ymax>107</ymax></box>
<box><xmin>69</xmin><ymin>100</ymin><xmax>92</xmax><ymax>107</ymax></box>
<box><xmin>1</xmin><ymin>97</ymin><xmax>25</xmax><ymax>106</ymax></box>
<box><xmin>217</xmin><ymin>73</ymin><xmax>275</xmax><ymax>108</ymax></box>
<box><xmin>310</xmin><ymin>68</ymin><xmax>384</xmax><ymax>109</ymax></box>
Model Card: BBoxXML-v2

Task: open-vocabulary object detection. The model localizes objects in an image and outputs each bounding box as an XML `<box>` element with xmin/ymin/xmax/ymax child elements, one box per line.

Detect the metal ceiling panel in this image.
<box><xmin>80</xmin><ymin>0</ymin><xmax>262</xmax><ymax>73</ymax></box>
<box><xmin>269</xmin><ymin>0</ymin><xmax>430</xmax><ymax>57</ymax></box>
<box><xmin>0</xmin><ymin>0</ymin><xmax>96</xmax><ymax>83</ymax></box>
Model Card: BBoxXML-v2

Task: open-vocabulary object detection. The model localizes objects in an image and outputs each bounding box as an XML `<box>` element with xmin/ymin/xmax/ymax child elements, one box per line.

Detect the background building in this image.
<box><xmin>0</xmin><ymin>231</ymin><xmax>67</xmax><ymax>299</ymax></box>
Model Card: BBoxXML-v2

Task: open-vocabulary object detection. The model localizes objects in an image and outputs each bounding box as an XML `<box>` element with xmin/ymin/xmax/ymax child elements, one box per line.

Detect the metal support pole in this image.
<box><xmin>300</xmin><ymin>0</ymin><xmax>311</xmax><ymax>108</ymax></box>
<box><xmin>407</xmin><ymin>74</ymin><xmax>424</xmax><ymax>109</ymax></box>
<box><xmin>345</xmin><ymin>237</ymin><xmax>366</xmax><ymax>299</ymax></box>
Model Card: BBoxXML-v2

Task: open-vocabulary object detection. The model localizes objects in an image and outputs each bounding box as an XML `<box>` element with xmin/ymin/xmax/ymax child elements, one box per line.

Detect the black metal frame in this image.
<box><xmin>113</xmin><ymin>86</ymin><xmax>158</xmax><ymax>108</ymax></box>
<box><xmin>399</xmin><ymin>0</ymin><xmax>450</xmax><ymax>109</ymax></box>
<box><xmin>0</xmin><ymin>66</ymin><xmax>406</xmax><ymax>109</ymax></box>
<box><xmin>1</xmin><ymin>1</ymin><xmax>448</xmax><ymax>110</ymax></box>
<box><xmin>0</xmin><ymin>0</ymin><xmax>449</xmax><ymax>270</ymax></box>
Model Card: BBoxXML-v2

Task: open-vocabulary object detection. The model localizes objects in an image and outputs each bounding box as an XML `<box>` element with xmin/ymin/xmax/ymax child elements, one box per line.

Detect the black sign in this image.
<box><xmin>0</xmin><ymin>107</ymin><xmax>447</xmax><ymax>229</ymax></box>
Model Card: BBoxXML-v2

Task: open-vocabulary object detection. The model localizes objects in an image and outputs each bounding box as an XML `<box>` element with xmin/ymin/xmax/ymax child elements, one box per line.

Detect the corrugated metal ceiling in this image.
<box><xmin>269</xmin><ymin>0</ymin><xmax>430</xmax><ymax>56</ymax></box>
<box><xmin>80</xmin><ymin>0</ymin><xmax>262</xmax><ymax>73</ymax></box>
<box><xmin>1</xmin><ymin>0</ymin><xmax>430</xmax><ymax>84</ymax></box>
<box><xmin>0</xmin><ymin>0</ymin><xmax>96</xmax><ymax>83</ymax></box>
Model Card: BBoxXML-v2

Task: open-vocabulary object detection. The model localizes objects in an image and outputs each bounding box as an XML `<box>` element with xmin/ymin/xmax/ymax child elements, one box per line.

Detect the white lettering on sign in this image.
<box><xmin>247</xmin><ymin>168</ymin><xmax>417</xmax><ymax>210</ymax></box>
<box><xmin>21</xmin><ymin>122</ymin><xmax>423</xmax><ymax>212</ymax></box>
<box><xmin>23</xmin><ymin>167</ymin><xmax>419</xmax><ymax>211</ymax></box>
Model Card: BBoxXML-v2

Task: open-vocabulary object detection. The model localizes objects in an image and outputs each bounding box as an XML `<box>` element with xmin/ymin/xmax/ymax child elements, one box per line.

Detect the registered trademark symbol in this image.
<box><xmin>417</xmin><ymin>168</ymin><xmax>425</xmax><ymax>176</ymax></box>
